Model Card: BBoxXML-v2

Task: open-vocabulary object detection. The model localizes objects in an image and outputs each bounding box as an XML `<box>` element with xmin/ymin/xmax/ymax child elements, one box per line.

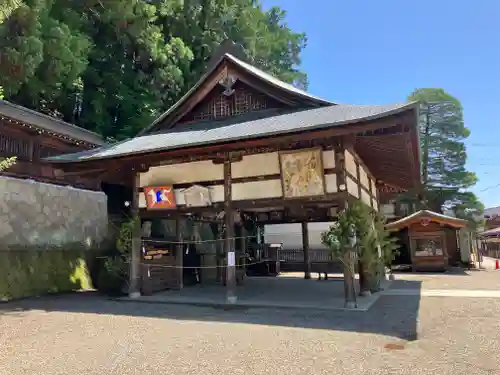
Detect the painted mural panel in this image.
<box><xmin>279</xmin><ymin>148</ymin><xmax>325</xmax><ymax>198</ymax></box>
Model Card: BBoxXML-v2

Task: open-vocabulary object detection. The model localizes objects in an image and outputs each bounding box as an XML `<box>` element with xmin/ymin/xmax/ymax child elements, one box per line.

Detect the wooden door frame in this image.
<box><xmin>409</xmin><ymin>231</ymin><xmax>448</xmax><ymax>269</ymax></box>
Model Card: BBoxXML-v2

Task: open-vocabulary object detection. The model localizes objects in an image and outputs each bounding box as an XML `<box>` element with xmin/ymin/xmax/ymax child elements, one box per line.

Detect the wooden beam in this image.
<box><xmin>175</xmin><ymin>217</ymin><xmax>183</xmax><ymax>289</ymax></box>
<box><xmin>302</xmin><ymin>222</ymin><xmax>311</xmax><ymax>279</ymax></box>
<box><xmin>335</xmin><ymin>146</ymin><xmax>346</xmax><ymax>193</ymax></box>
<box><xmin>355</xmin><ymin>159</ymin><xmax>362</xmax><ymax>200</ymax></box>
<box><xmin>224</xmin><ymin>154</ymin><xmax>237</xmax><ymax>304</ymax></box>
<box><xmin>129</xmin><ymin>173</ymin><xmax>141</xmax><ymax>298</ymax></box>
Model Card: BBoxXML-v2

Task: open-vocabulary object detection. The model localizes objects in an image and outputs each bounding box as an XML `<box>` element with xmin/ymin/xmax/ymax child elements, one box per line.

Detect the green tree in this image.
<box><xmin>0</xmin><ymin>0</ymin><xmax>23</xmax><ymax>101</ymax></box>
<box><xmin>321</xmin><ymin>201</ymin><xmax>396</xmax><ymax>305</ymax></box>
<box><xmin>0</xmin><ymin>0</ymin><xmax>309</xmax><ymax>140</ymax></box>
<box><xmin>407</xmin><ymin>88</ymin><xmax>483</xmax><ymax>226</ymax></box>
<box><xmin>0</xmin><ymin>74</ymin><xmax>16</xmax><ymax>171</ymax></box>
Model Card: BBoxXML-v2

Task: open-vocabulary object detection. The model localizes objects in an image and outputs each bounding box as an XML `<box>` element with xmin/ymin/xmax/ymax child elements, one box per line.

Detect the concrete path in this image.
<box><xmin>384</xmin><ymin>288</ymin><xmax>500</xmax><ymax>298</ymax></box>
<box><xmin>479</xmin><ymin>256</ymin><xmax>500</xmax><ymax>270</ymax></box>
<box><xmin>120</xmin><ymin>276</ymin><xmax>388</xmax><ymax>312</ymax></box>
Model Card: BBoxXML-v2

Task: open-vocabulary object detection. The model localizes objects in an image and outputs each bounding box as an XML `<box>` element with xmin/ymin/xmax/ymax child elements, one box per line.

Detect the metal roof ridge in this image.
<box><xmin>223</xmin><ymin>53</ymin><xmax>336</xmax><ymax>105</ymax></box>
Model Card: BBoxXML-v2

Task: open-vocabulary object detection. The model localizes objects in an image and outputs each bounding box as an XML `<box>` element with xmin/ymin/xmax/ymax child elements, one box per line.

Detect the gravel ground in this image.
<box><xmin>390</xmin><ymin>268</ymin><xmax>500</xmax><ymax>291</ymax></box>
<box><xmin>1</xmin><ymin>288</ymin><xmax>500</xmax><ymax>375</ymax></box>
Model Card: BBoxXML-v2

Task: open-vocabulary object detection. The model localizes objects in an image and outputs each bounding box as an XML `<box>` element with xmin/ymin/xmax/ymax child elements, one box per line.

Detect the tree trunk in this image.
<box><xmin>421</xmin><ymin>102</ymin><xmax>431</xmax><ymax>206</ymax></box>
<box><xmin>358</xmin><ymin>260</ymin><xmax>371</xmax><ymax>296</ymax></box>
<box><xmin>343</xmin><ymin>250</ymin><xmax>357</xmax><ymax>308</ymax></box>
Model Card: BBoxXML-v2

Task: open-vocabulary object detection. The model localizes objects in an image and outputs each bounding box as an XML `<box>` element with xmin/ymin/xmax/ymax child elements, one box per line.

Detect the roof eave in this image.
<box><xmin>0</xmin><ymin>100</ymin><xmax>106</xmax><ymax>146</ymax></box>
<box><xmin>46</xmin><ymin>103</ymin><xmax>417</xmax><ymax>165</ymax></box>
<box><xmin>386</xmin><ymin>210</ymin><xmax>468</xmax><ymax>230</ymax></box>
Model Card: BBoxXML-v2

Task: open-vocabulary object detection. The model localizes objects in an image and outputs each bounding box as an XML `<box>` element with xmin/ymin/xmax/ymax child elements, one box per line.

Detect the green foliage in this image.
<box><xmin>321</xmin><ymin>205</ymin><xmax>357</xmax><ymax>261</ymax></box>
<box><xmin>0</xmin><ymin>245</ymin><xmax>95</xmax><ymax>301</ymax></box>
<box><xmin>116</xmin><ymin>216</ymin><xmax>138</xmax><ymax>256</ymax></box>
<box><xmin>96</xmin><ymin>217</ymin><xmax>138</xmax><ymax>295</ymax></box>
<box><xmin>322</xmin><ymin>201</ymin><xmax>400</xmax><ymax>274</ymax></box>
<box><xmin>0</xmin><ymin>0</ymin><xmax>308</xmax><ymax>139</ymax></box>
<box><xmin>372</xmin><ymin>213</ymin><xmax>400</xmax><ymax>269</ymax></box>
<box><xmin>406</xmin><ymin>88</ymin><xmax>483</xmax><ymax>227</ymax></box>
<box><xmin>98</xmin><ymin>256</ymin><xmax>129</xmax><ymax>296</ymax></box>
<box><xmin>0</xmin><ymin>0</ymin><xmax>22</xmax><ymax>24</ymax></box>
<box><xmin>0</xmin><ymin>156</ymin><xmax>16</xmax><ymax>171</ymax></box>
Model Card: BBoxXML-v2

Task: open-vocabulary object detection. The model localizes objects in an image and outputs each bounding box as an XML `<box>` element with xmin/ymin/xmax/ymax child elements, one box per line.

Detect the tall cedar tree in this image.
<box><xmin>408</xmin><ymin>88</ymin><xmax>483</xmax><ymax>226</ymax></box>
<box><xmin>0</xmin><ymin>0</ymin><xmax>307</xmax><ymax>140</ymax></box>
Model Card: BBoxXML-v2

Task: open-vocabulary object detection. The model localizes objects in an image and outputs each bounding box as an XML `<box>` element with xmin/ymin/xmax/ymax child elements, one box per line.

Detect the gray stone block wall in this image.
<box><xmin>0</xmin><ymin>176</ymin><xmax>108</xmax><ymax>248</ymax></box>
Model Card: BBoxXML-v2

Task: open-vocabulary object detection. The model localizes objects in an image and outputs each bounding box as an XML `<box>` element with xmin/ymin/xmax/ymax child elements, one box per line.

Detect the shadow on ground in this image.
<box><xmin>0</xmin><ymin>277</ymin><xmax>422</xmax><ymax>341</ymax></box>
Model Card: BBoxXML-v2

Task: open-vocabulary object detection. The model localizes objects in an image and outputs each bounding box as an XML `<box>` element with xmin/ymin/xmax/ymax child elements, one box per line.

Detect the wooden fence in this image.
<box><xmin>277</xmin><ymin>248</ymin><xmax>342</xmax><ymax>273</ymax></box>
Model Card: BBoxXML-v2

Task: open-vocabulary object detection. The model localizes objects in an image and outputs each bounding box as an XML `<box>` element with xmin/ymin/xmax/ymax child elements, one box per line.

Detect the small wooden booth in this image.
<box><xmin>478</xmin><ymin>226</ymin><xmax>500</xmax><ymax>258</ymax></box>
<box><xmin>45</xmin><ymin>42</ymin><xmax>421</xmax><ymax>303</ymax></box>
<box><xmin>386</xmin><ymin>210</ymin><xmax>468</xmax><ymax>271</ymax></box>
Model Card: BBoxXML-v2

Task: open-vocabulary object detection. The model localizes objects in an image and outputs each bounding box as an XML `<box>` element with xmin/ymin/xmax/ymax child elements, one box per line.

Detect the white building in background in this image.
<box><xmin>264</xmin><ymin>222</ymin><xmax>335</xmax><ymax>250</ymax></box>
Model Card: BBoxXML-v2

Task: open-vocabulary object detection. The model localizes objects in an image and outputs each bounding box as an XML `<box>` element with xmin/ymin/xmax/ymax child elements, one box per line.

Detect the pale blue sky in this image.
<box><xmin>262</xmin><ymin>0</ymin><xmax>500</xmax><ymax>208</ymax></box>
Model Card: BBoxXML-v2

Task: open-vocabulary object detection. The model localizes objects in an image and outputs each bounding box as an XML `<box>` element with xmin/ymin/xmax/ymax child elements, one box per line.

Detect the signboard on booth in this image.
<box><xmin>144</xmin><ymin>186</ymin><xmax>176</xmax><ymax>209</ymax></box>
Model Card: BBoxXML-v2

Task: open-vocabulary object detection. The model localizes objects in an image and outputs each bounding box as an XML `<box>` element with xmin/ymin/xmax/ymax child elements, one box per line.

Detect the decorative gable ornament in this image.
<box><xmin>421</xmin><ymin>218</ymin><xmax>431</xmax><ymax>227</ymax></box>
<box><xmin>219</xmin><ymin>74</ymin><xmax>236</xmax><ymax>97</ymax></box>
<box><xmin>183</xmin><ymin>185</ymin><xmax>212</xmax><ymax>207</ymax></box>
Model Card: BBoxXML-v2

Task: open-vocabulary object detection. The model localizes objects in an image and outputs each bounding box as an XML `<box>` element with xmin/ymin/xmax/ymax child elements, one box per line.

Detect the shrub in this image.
<box><xmin>92</xmin><ymin>217</ymin><xmax>137</xmax><ymax>296</ymax></box>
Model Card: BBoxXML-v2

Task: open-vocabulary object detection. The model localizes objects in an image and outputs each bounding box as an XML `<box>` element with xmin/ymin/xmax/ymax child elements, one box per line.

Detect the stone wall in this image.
<box><xmin>0</xmin><ymin>176</ymin><xmax>108</xmax><ymax>248</ymax></box>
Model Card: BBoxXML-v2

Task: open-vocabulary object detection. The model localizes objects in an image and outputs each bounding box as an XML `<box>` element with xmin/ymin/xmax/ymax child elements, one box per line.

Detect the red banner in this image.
<box><xmin>144</xmin><ymin>186</ymin><xmax>176</xmax><ymax>209</ymax></box>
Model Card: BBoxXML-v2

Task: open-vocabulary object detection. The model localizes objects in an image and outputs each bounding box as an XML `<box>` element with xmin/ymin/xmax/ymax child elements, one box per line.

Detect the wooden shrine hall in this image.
<box><xmin>0</xmin><ymin>100</ymin><xmax>105</xmax><ymax>188</ymax></box>
<box><xmin>46</xmin><ymin>44</ymin><xmax>421</xmax><ymax>302</ymax></box>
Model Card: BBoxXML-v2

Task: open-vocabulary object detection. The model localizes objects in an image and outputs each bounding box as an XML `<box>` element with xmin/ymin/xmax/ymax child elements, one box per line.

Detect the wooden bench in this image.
<box><xmin>310</xmin><ymin>261</ymin><xmax>342</xmax><ymax>280</ymax></box>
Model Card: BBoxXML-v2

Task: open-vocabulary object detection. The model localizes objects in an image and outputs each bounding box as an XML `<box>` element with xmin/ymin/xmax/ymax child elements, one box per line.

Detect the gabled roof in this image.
<box><xmin>46</xmin><ymin>102</ymin><xmax>417</xmax><ymax>164</ymax></box>
<box><xmin>386</xmin><ymin>210</ymin><xmax>468</xmax><ymax>231</ymax></box>
<box><xmin>484</xmin><ymin>206</ymin><xmax>500</xmax><ymax>219</ymax></box>
<box><xmin>138</xmin><ymin>52</ymin><xmax>335</xmax><ymax>136</ymax></box>
<box><xmin>479</xmin><ymin>226</ymin><xmax>500</xmax><ymax>237</ymax></box>
<box><xmin>0</xmin><ymin>100</ymin><xmax>105</xmax><ymax>146</ymax></box>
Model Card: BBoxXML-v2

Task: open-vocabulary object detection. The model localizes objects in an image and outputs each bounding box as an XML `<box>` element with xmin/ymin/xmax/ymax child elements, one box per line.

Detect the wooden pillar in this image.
<box><xmin>174</xmin><ymin>217</ymin><xmax>184</xmax><ymax>289</ymax></box>
<box><xmin>301</xmin><ymin>221</ymin><xmax>311</xmax><ymax>279</ymax></box>
<box><xmin>129</xmin><ymin>172</ymin><xmax>141</xmax><ymax>298</ymax></box>
<box><xmin>334</xmin><ymin>144</ymin><xmax>346</xmax><ymax>194</ymax></box>
<box><xmin>224</xmin><ymin>156</ymin><xmax>237</xmax><ymax>303</ymax></box>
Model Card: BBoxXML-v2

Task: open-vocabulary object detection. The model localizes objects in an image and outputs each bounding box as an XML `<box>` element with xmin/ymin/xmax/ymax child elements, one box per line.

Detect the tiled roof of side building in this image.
<box><xmin>46</xmin><ymin>102</ymin><xmax>418</xmax><ymax>163</ymax></box>
<box><xmin>484</xmin><ymin>206</ymin><xmax>500</xmax><ymax>218</ymax></box>
<box><xmin>386</xmin><ymin>209</ymin><xmax>468</xmax><ymax>231</ymax></box>
<box><xmin>0</xmin><ymin>100</ymin><xmax>106</xmax><ymax>146</ymax></box>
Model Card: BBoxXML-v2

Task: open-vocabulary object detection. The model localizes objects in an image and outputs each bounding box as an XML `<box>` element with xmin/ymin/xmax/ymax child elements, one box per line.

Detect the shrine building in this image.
<box><xmin>45</xmin><ymin>44</ymin><xmax>421</xmax><ymax>301</ymax></box>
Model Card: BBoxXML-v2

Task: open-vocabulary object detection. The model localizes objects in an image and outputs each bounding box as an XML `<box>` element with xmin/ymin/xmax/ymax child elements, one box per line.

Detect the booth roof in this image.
<box><xmin>386</xmin><ymin>210</ymin><xmax>468</xmax><ymax>230</ymax></box>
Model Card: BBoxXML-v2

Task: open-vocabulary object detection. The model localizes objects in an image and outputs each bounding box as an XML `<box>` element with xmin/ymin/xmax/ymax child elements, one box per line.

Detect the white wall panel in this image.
<box><xmin>346</xmin><ymin>176</ymin><xmax>358</xmax><ymax>198</ymax></box>
<box><xmin>231</xmin><ymin>152</ymin><xmax>280</xmax><ymax>178</ymax></box>
<box><xmin>232</xmin><ymin>179</ymin><xmax>282</xmax><ymax>201</ymax></box>
<box><xmin>322</xmin><ymin>150</ymin><xmax>336</xmax><ymax>169</ymax></box>
<box><xmin>139</xmin><ymin>160</ymin><xmax>223</xmax><ymax>187</ymax></box>
<box><xmin>325</xmin><ymin>174</ymin><xmax>338</xmax><ymax>193</ymax></box>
